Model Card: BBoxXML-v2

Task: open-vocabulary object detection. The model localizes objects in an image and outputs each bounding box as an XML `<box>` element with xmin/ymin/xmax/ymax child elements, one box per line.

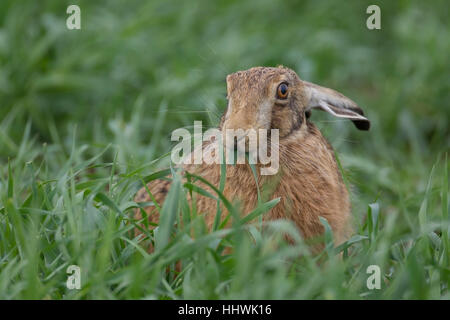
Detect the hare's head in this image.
<box><xmin>221</xmin><ymin>66</ymin><xmax>369</xmax><ymax>139</ymax></box>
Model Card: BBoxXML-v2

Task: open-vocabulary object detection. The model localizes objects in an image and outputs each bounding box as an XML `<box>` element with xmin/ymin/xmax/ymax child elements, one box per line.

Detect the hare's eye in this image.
<box><xmin>277</xmin><ymin>83</ymin><xmax>289</xmax><ymax>99</ymax></box>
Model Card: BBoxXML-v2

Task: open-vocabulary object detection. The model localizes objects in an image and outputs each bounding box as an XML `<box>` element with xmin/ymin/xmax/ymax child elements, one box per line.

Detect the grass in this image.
<box><xmin>0</xmin><ymin>0</ymin><xmax>449</xmax><ymax>299</ymax></box>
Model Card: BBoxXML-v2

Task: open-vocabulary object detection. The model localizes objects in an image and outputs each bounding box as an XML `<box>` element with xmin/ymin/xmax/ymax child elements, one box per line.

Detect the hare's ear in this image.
<box><xmin>303</xmin><ymin>81</ymin><xmax>370</xmax><ymax>130</ymax></box>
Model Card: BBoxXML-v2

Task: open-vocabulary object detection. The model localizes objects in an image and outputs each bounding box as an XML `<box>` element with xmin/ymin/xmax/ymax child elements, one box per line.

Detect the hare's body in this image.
<box><xmin>135</xmin><ymin>122</ymin><xmax>350</xmax><ymax>243</ymax></box>
<box><xmin>134</xmin><ymin>66</ymin><xmax>369</xmax><ymax>246</ymax></box>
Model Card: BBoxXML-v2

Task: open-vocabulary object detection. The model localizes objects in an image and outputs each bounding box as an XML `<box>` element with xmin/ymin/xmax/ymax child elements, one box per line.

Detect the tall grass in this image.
<box><xmin>0</xmin><ymin>0</ymin><xmax>449</xmax><ymax>299</ymax></box>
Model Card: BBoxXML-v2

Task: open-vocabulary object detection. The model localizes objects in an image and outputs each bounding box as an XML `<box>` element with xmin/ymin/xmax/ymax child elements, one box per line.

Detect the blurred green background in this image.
<box><xmin>1</xmin><ymin>0</ymin><xmax>448</xmax><ymax>213</ymax></box>
<box><xmin>0</xmin><ymin>0</ymin><xmax>448</xmax><ymax>299</ymax></box>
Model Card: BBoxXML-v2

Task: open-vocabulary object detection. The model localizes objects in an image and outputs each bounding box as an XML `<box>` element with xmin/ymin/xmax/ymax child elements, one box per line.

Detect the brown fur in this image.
<box><xmin>134</xmin><ymin>66</ymin><xmax>369</xmax><ymax>248</ymax></box>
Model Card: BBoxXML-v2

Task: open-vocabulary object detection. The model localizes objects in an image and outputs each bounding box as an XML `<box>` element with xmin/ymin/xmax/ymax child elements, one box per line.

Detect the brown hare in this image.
<box><xmin>134</xmin><ymin>66</ymin><xmax>369</xmax><ymax>248</ymax></box>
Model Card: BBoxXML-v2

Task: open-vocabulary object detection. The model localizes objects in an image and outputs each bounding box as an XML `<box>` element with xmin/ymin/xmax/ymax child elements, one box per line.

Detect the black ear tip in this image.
<box><xmin>353</xmin><ymin>120</ymin><xmax>370</xmax><ymax>131</ymax></box>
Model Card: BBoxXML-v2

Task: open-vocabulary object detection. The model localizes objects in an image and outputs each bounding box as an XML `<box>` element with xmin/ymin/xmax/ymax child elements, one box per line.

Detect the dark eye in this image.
<box><xmin>277</xmin><ymin>83</ymin><xmax>288</xmax><ymax>99</ymax></box>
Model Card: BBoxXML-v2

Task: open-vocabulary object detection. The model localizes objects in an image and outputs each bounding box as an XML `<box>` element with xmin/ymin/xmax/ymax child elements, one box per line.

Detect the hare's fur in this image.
<box><xmin>135</xmin><ymin>66</ymin><xmax>369</xmax><ymax>246</ymax></box>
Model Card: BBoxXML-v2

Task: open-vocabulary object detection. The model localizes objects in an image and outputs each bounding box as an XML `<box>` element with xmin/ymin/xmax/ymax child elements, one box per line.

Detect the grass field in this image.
<box><xmin>0</xmin><ymin>0</ymin><xmax>448</xmax><ymax>299</ymax></box>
